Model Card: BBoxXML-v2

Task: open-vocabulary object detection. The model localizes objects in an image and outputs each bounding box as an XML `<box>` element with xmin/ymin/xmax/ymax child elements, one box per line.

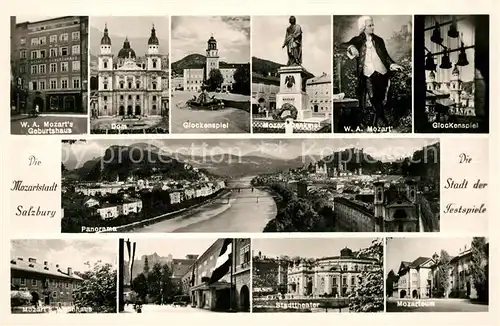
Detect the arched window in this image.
<box><xmin>152</xmin><ymin>59</ymin><xmax>157</xmax><ymax>69</ymax></box>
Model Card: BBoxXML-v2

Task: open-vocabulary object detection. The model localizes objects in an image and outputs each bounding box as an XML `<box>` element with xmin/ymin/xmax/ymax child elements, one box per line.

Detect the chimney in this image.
<box><xmin>68</xmin><ymin>267</ymin><xmax>73</xmax><ymax>276</ymax></box>
<box><xmin>28</xmin><ymin>258</ymin><xmax>36</xmax><ymax>263</ymax></box>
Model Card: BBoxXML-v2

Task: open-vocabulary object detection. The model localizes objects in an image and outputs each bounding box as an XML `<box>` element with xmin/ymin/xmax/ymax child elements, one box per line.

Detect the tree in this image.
<box><xmin>131</xmin><ymin>273</ymin><xmax>148</xmax><ymax>302</ymax></box>
<box><xmin>434</xmin><ymin>250</ymin><xmax>451</xmax><ymax>298</ymax></box>
<box><xmin>232</xmin><ymin>65</ymin><xmax>250</xmax><ymax>95</ymax></box>
<box><xmin>61</xmin><ymin>163</ymin><xmax>67</xmax><ymax>173</ymax></box>
<box><xmin>73</xmin><ymin>262</ymin><xmax>117</xmax><ymax>313</ymax></box>
<box><xmin>470</xmin><ymin>237</ymin><xmax>488</xmax><ymax>303</ymax></box>
<box><xmin>207</xmin><ymin>69</ymin><xmax>223</xmax><ymax>91</ymax></box>
<box><xmin>348</xmin><ymin>238</ymin><xmax>384</xmax><ymax>312</ymax></box>
<box><xmin>11</xmin><ymin>290</ymin><xmax>32</xmax><ymax>307</ymax></box>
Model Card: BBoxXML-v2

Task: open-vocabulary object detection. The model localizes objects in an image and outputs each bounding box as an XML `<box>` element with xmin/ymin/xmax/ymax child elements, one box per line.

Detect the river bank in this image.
<box><xmin>101</xmin><ymin>190</ymin><xmax>231</xmax><ymax>233</ymax></box>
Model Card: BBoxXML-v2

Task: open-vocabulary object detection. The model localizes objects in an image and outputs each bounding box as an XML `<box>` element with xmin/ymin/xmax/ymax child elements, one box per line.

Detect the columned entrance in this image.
<box><xmin>135</xmin><ymin>105</ymin><xmax>141</xmax><ymax>116</ymax></box>
<box><xmin>119</xmin><ymin>106</ymin><xmax>125</xmax><ymax>116</ymax></box>
<box><xmin>127</xmin><ymin>105</ymin><xmax>133</xmax><ymax>115</ymax></box>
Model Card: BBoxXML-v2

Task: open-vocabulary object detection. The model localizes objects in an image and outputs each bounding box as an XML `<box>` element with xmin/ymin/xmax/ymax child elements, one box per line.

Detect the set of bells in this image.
<box><xmin>425</xmin><ymin>16</ymin><xmax>470</xmax><ymax>71</ymax></box>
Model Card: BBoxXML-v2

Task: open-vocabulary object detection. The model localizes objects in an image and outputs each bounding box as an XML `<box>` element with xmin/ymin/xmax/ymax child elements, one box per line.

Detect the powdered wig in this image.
<box><xmin>358</xmin><ymin>16</ymin><xmax>372</xmax><ymax>34</ymax></box>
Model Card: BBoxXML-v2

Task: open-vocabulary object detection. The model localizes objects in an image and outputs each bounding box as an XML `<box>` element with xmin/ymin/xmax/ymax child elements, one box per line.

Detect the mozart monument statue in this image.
<box><xmin>282</xmin><ymin>16</ymin><xmax>302</xmax><ymax>66</ymax></box>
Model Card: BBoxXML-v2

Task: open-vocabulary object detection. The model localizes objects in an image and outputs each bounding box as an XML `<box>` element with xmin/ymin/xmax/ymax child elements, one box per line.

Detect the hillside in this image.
<box><xmin>171</xmin><ymin>54</ymin><xmax>229</xmax><ymax>75</ymax></box>
<box><xmin>252</xmin><ymin>56</ymin><xmax>314</xmax><ymax>80</ymax></box>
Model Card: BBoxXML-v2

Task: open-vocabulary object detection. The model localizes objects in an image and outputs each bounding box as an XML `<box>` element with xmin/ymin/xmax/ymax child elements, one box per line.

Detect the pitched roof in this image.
<box><xmin>10</xmin><ymin>258</ymin><xmax>83</xmax><ymax>281</ymax></box>
<box><xmin>410</xmin><ymin>257</ymin><xmax>433</xmax><ymax>268</ymax></box>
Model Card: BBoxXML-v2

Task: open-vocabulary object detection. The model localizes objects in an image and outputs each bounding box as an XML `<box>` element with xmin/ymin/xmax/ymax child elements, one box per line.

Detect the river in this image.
<box><xmin>132</xmin><ymin>176</ymin><xmax>277</xmax><ymax>233</ymax></box>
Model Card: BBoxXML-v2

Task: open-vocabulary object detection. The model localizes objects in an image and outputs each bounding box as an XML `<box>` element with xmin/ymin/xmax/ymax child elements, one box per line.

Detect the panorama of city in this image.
<box><xmin>61</xmin><ymin>138</ymin><xmax>440</xmax><ymax>233</ymax></box>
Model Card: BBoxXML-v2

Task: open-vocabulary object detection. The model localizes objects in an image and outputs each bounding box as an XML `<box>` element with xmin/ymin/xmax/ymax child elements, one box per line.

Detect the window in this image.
<box><xmin>20</xmin><ymin>37</ymin><xmax>26</xmax><ymax>45</ymax></box>
<box><xmin>342</xmin><ymin>277</ymin><xmax>347</xmax><ymax>285</ymax></box>
<box><xmin>72</xmin><ymin>31</ymin><xmax>80</xmax><ymax>40</ymax></box>
<box><xmin>73</xmin><ymin>78</ymin><xmax>80</xmax><ymax>89</ymax></box>
<box><xmin>152</xmin><ymin>83</ymin><xmax>157</xmax><ymax>90</ymax></box>
<box><xmin>128</xmin><ymin>82</ymin><xmax>132</xmax><ymax>89</ymax></box>
<box><xmin>40</xmin><ymin>50</ymin><xmax>46</xmax><ymax>58</ymax></box>
<box><xmin>61</xmin><ymin>79</ymin><xmax>68</xmax><ymax>89</ymax></box>
<box><xmin>152</xmin><ymin>104</ymin><xmax>157</xmax><ymax>110</ymax></box>
<box><xmin>351</xmin><ymin>276</ymin><xmax>355</xmax><ymax>285</ymax></box>
<box><xmin>128</xmin><ymin>95</ymin><xmax>132</xmax><ymax>100</ymax></box>
<box><xmin>50</xmin><ymin>48</ymin><xmax>57</xmax><ymax>57</ymax></box>
<box><xmin>72</xmin><ymin>61</ymin><xmax>80</xmax><ymax>71</ymax></box>
<box><xmin>52</xmin><ymin>291</ymin><xmax>57</xmax><ymax>298</ymax></box>
<box><xmin>103</xmin><ymin>83</ymin><xmax>108</xmax><ymax>90</ymax></box>
<box><xmin>31</xmin><ymin>65</ymin><xmax>38</xmax><ymax>74</ymax></box>
<box><xmin>61</xmin><ymin>62</ymin><xmax>68</xmax><ymax>72</ymax></box>
<box><xmin>39</xmin><ymin>80</ymin><xmax>45</xmax><ymax>90</ymax></box>
<box><xmin>103</xmin><ymin>96</ymin><xmax>107</xmax><ymax>101</ymax></box>
<box><xmin>50</xmin><ymin>35</ymin><xmax>57</xmax><ymax>43</ymax></box>
<box><xmin>39</xmin><ymin>64</ymin><xmax>46</xmax><ymax>74</ymax></box>
<box><xmin>120</xmin><ymin>82</ymin><xmax>124</xmax><ymax>89</ymax></box>
<box><xmin>20</xmin><ymin>50</ymin><xmax>26</xmax><ymax>59</ymax></box>
<box><xmin>31</xmin><ymin>51</ymin><xmax>38</xmax><ymax>60</ymax></box>
<box><xmin>60</xmin><ymin>47</ymin><xmax>68</xmax><ymax>56</ymax></box>
<box><xmin>343</xmin><ymin>265</ymin><xmax>347</xmax><ymax>271</ymax></box>
<box><xmin>152</xmin><ymin>59</ymin><xmax>157</xmax><ymax>69</ymax></box>
<box><xmin>20</xmin><ymin>65</ymin><xmax>26</xmax><ymax>73</ymax></box>
<box><xmin>60</xmin><ymin>33</ymin><xmax>68</xmax><ymax>42</ymax></box>
<box><xmin>31</xmin><ymin>38</ymin><xmax>39</xmax><ymax>46</ymax></box>
<box><xmin>65</xmin><ymin>282</ymin><xmax>69</xmax><ymax>288</ymax></box>
<box><xmin>72</xmin><ymin>45</ymin><xmax>80</xmax><ymax>55</ymax></box>
<box><xmin>50</xmin><ymin>63</ymin><xmax>57</xmax><ymax>73</ymax></box>
<box><xmin>120</xmin><ymin>95</ymin><xmax>124</xmax><ymax>100</ymax></box>
<box><xmin>103</xmin><ymin>59</ymin><xmax>108</xmax><ymax>69</ymax></box>
<box><xmin>32</xmin><ymin>279</ymin><xmax>37</xmax><ymax>286</ymax></box>
<box><xmin>153</xmin><ymin>96</ymin><xmax>157</xmax><ymax>101</ymax></box>
<box><xmin>20</xmin><ymin>278</ymin><xmax>26</xmax><ymax>285</ymax></box>
<box><xmin>39</xmin><ymin>37</ymin><xmax>46</xmax><ymax>45</ymax></box>
<box><xmin>239</xmin><ymin>244</ymin><xmax>251</xmax><ymax>265</ymax></box>
<box><xmin>50</xmin><ymin>79</ymin><xmax>57</xmax><ymax>89</ymax></box>
<box><xmin>104</xmin><ymin>105</ymin><xmax>107</xmax><ymax>110</ymax></box>
<box><xmin>136</xmin><ymin>82</ymin><xmax>140</xmax><ymax>88</ymax></box>
<box><xmin>136</xmin><ymin>95</ymin><xmax>140</xmax><ymax>100</ymax></box>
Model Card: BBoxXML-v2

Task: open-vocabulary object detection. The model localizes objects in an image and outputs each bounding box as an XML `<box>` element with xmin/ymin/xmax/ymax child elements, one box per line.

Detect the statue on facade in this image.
<box><xmin>282</xmin><ymin>16</ymin><xmax>303</xmax><ymax>66</ymax></box>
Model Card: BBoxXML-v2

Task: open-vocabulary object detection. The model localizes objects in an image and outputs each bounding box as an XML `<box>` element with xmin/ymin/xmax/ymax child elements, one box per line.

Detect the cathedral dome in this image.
<box><xmin>100</xmin><ymin>24</ymin><xmax>111</xmax><ymax>45</ymax></box>
<box><xmin>118</xmin><ymin>37</ymin><xmax>136</xmax><ymax>59</ymax></box>
<box><xmin>148</xmin><ymin>25</ymin><xmax>159</xmax><ymax>45</ymax></box>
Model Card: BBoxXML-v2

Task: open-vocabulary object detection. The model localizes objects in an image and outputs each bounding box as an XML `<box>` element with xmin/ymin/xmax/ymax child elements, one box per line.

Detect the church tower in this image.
<box><xmin>405</xmin><ymin>179</ymin><xmax>417</xmax><ymax>203</ymax></box>
<box><xmin>449</xmin><ymin>64</ymin><xmax>462</xmax><ymax>104</ymax></box>
<box><xmin>98</xmin><ymin>24</ymin><xmax>113</xmax><ymax>72</ymax></box>
<box><xmin>206</xmin><ymin>35</ymin><xmax>219</xmax><ymax>80</ymax></box>
<box><xmin>147</xmin><ymin>24</ymin><xmax>161</xmax><ymax>71</ymax></box>
<box><xmin>373</xmin><ymin>181</ymin><xmax>385</xmax><ymax>231</ymax></box>
<box><xmin>426</xmin><ymin>70</ymin><xmax>437</xmax><ymax>91</ymax></box>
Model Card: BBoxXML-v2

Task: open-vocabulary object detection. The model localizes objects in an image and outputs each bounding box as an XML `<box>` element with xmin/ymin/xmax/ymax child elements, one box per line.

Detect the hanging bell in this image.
<box><xmin>425</xmin><ymin>53</ymin><xmax>437</xmax><ymax>71</ymax></box>
<box><xmin>448</xmin><ymin>16</ymin><xmax>459</xmax><ymax>38</ymax></box>
<box><xmin>440</xmin><ymin>49</ymin><xmax>452</xmax><ymax>69</ymax></box>
<box><xmin>431</xmin><ymin>22</ymin><xmax>443</xmax><ymax>44</ymax></box>
<box><xmin>456</xmin><ymin>42</ymin><xmax>469</xmax><ymax>66</ymax></box>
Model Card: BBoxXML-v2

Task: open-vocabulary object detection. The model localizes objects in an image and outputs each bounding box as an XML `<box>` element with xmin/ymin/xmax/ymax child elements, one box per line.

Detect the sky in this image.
<box><xmin>424</xmin><ymin>15</ymin><xmax>475</xmax><ymax>83</ymax></box>
<box><xmin>15</xmin><ymin>16</ymin><xmax>57</xmax><ymax>24</ymax></box>
<box><xmin>123</xmin><ymin>238</ymin><xmax>221</xmax><ymax>259</ymax></box>
<box><xmin>252</xmin><ymin>15</ymin><xmax>331</xmax><ymax>76</ymax></box>
<box><xmin>11</xmin><ymin>239</ymin><xmax>117</xmax><ymax>272</ymax></box>
<box><xmin>171</xmin><ymin>16</ymin><xmax>250</xmax><ymax>63</ymax></box>
<box><xmin>62</xmin><ymin>138</ymin><xmax>439</xmax><ymax>169</ymax></box>
<box><xmin>253</xmin><ymin>238</ymin><xmax>379</xmax><ymax>259</ymax></box>
<box><xmin>385</xmin><ymin>237</ymin><xmax>487</xmax><ymax>273</ymax></box>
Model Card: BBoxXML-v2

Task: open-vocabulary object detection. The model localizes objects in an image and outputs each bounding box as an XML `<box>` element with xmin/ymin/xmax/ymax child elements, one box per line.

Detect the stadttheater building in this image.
<box><xmin>96</xmin><ymin>24</ymin><xmax>168</xmax><ymax>117</ymax></box>
<box><xmin>287</xmin><ymin>247</ymin><xmax>376</xmax><ymax>298</ymax></box>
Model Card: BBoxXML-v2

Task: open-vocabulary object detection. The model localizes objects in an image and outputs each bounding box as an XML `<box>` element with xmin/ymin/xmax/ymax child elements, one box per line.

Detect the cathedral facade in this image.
<box><xmin>96</xmin><ymin>25</ymin><xmax>168</xmax><ymax>117</ymax></box>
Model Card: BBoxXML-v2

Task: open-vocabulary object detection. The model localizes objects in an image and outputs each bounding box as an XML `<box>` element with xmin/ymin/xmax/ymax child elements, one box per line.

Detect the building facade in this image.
<box><xmin>182</xmin><ymin>238</ymin><xmax>250</xmax><ymax>312</ymax></box>
<box><xmin>251</xmin><ymin>72</ymin><xmax>280</xmax><ymax>114</ymax></box>
<box><xmin>394</xmin><ymin>242</ymin><xmax>489</xmax><ymax>299</ymax></box>
<box><xmin>306</xmin><ymin>72</ymin><xmax>332</xmax><ymax>117</ymax></box>
<box><xmin>11</xmin><ymin>257</ymin><xmax>83</xmax><ymax>307</ymax></box>
<box><xmin>287</xmin><ymin>248</ymin><xmax>376</xmax><ymax>298</ymax></box>
<box><xmin>11</xmin><ymin>16</ymin><xmax>88</xmax><ymax>114</ymax></box>
<box><xmin>96</xmin><ymin>24</ymin><xmax>168</xmax><ymax>117</ymax></box>
<box><xmin>182</xmin><ymin>36</ymin><xmax>247</xmax><ymax>92</ymax></box>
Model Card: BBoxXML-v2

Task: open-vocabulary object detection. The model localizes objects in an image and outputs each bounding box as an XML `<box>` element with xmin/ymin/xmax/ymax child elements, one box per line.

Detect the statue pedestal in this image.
<box><xmin>276</xmin><ymin>66</ymin><xmax>311</xmax><ymax>120</ymax></box>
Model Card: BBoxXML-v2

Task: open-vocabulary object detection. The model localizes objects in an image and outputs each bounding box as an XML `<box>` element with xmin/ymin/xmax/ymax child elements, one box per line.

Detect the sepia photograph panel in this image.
<box><xmin>60</xmin><ymin>138</ymin><xmax>439</xmax><ymax>233</ymax></box>
<box><xmin>118</xmin><ymin>238</ymin><xmax>250</xmax><ymax>313</ymax></box>
<box><xmin>253</xmin><ymin>238</ymin><xmax>383</xmax><ymax>313</ymax></box>
<box><xmin>333</xmin><ymin>15</ymin><xmax>412</xmax><ymax>134</ymax></box>
<box><xmin>89</xmin><ymin>16</ymin><xmax>170</xmax><ymax>134</ymax></box>
<box><xmin>10</xmin><ymin>239</ymin><xmax>117</xmax><ymax>314</ymax></box>
<box><xmin>252</xmin><ymin>15</ymin><xmax>332</xmax><ymax>134</ymax></box>
<box><xmin>10</xmin><ymin>16</ymin><xmax>89</xmax><ymax>135</ymax></box>
<box><xmin>386</xmin><ymin>237</ymin><xmax>489</xmax><ymax>312</ymax></box>
<box><xmin>170</xmin><ymin>16</ymin><xmax>251</xmax><ymax>134</ymax></box>
<box><xmin>413</xmin><ymin>15</ymin><xmax>489</xmax><ymax>133</ymax></box>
